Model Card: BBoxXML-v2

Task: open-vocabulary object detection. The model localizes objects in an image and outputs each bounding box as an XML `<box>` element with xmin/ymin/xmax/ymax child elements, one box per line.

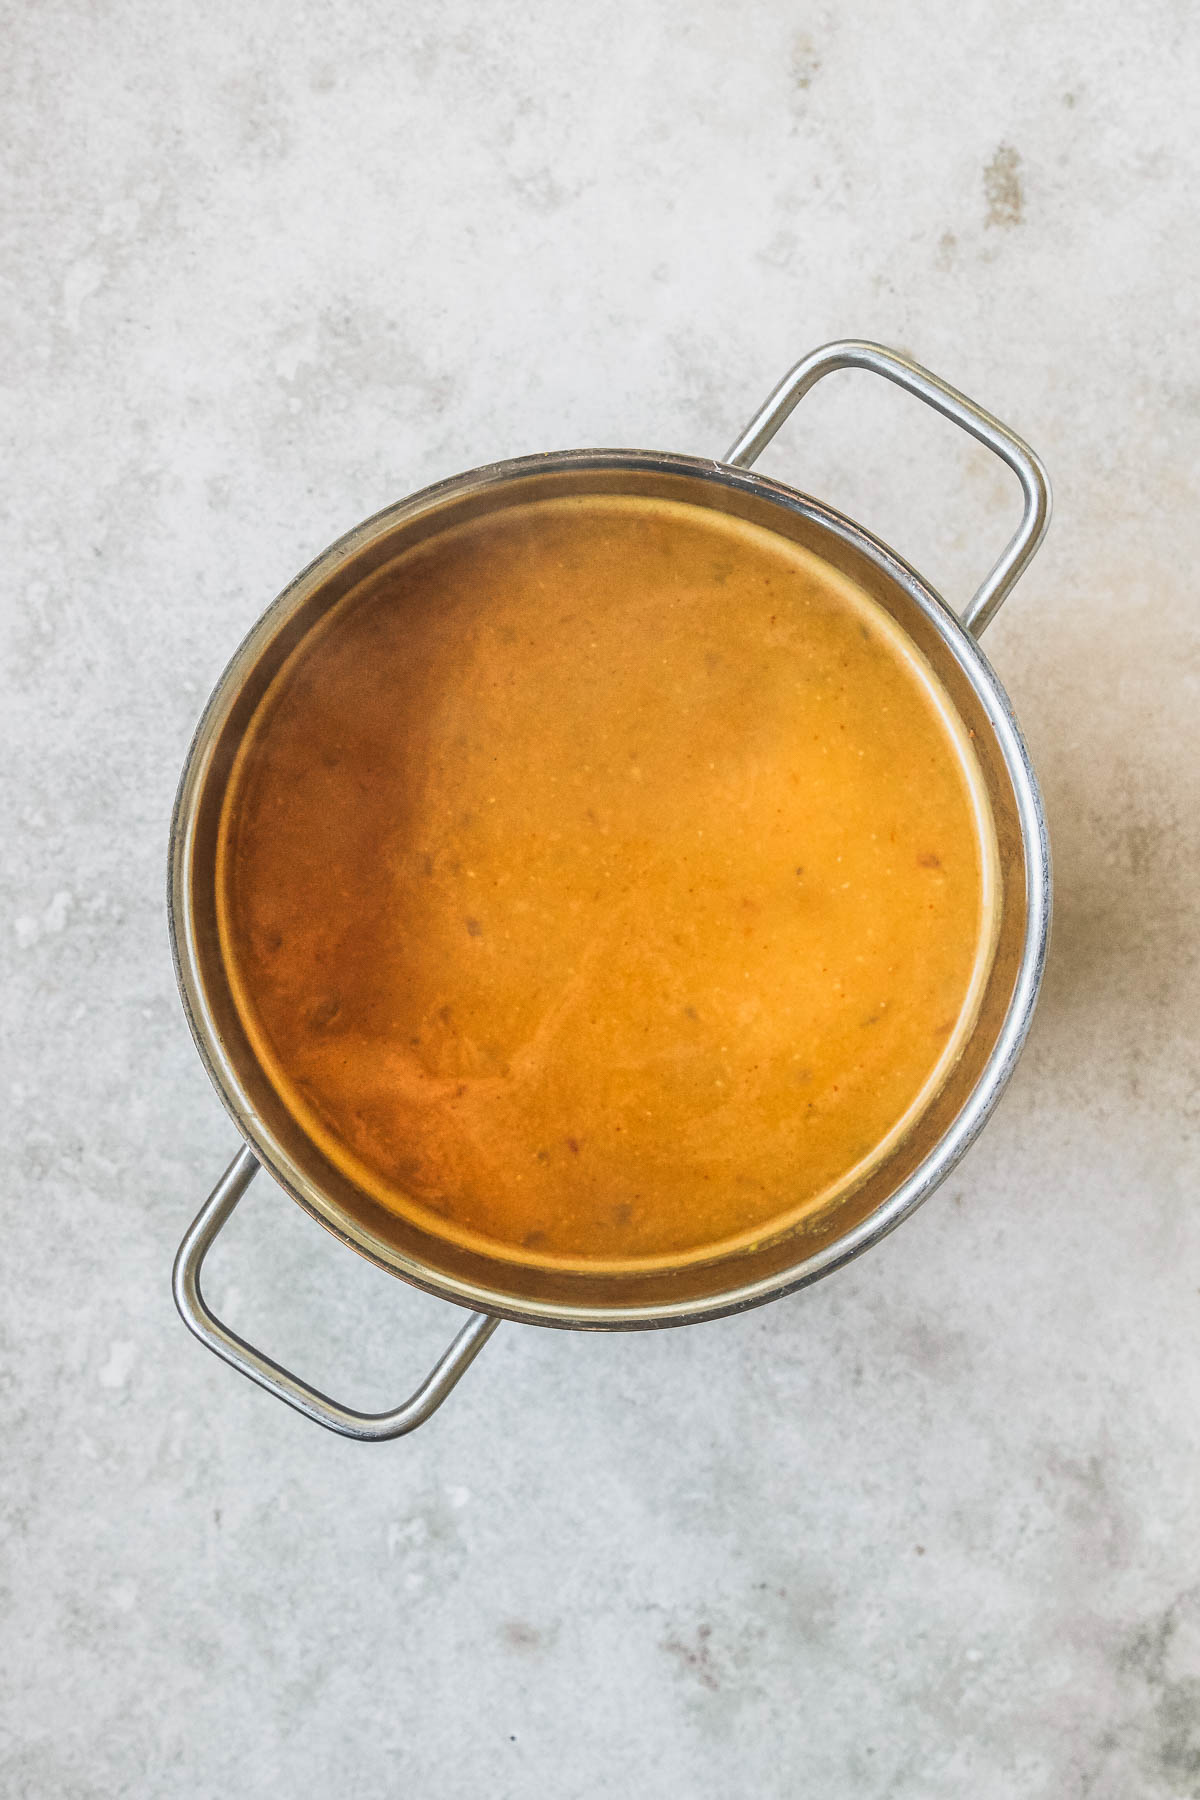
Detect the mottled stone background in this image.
<box><xmin>3</xmin><ymin>2</ymin><xmax>1198</xmax><ymax>1795</ymax></box>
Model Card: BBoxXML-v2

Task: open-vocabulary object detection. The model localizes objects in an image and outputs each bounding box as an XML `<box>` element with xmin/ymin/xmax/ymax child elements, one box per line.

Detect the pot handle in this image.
<box><xmin>172</xmin><ymin>1147</ymin><xmax>500</xmax><ymax>1441</ymax></box>
<box><xmin>723</xmin><ymin>339</ymin><xmax>1051</xmax><ymax>635</ymax></box>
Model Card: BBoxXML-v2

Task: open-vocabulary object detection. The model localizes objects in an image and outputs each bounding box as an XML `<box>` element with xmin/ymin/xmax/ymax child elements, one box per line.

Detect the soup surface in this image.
<box><xmin>218</xmin><ymin>494</ymin><xmax>997</xmax><ymax>1269</ymax></box>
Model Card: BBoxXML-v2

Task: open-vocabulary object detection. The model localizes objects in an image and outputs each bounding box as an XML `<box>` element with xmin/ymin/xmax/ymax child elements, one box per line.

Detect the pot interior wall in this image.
<box><xmin>173</xmin><ymin>457</ymin><xmax>1034</xmax><ymax>1326</ymax></box>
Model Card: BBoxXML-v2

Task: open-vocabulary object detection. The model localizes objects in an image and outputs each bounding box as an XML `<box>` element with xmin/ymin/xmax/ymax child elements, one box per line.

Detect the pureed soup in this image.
<box><xmin>217</xmin><ymin>495</ymin><xmax>999</xmax><ymax>1272</ymax></box>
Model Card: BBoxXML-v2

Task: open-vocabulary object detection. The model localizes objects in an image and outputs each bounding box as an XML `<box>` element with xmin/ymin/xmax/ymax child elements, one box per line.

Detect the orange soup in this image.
<box><xmin>218</xmin><ymin>495</ymin><xmax>998</xmax><ymax>1269</ymax></box>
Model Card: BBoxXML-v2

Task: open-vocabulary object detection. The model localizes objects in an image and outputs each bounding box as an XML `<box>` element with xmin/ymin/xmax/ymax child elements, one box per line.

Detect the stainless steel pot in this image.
<box><xmin>170</xmin><ymin>340</ymin><xmax>1051</xmax><ymax>1440</ymax></box>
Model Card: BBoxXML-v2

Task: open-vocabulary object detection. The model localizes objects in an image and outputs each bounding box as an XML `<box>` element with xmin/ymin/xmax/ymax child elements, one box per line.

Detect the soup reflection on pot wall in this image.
<box><xmin>168</xmin><ymin>340</ymin><xmax>1051</xmax><ymax>1441</ymax></box>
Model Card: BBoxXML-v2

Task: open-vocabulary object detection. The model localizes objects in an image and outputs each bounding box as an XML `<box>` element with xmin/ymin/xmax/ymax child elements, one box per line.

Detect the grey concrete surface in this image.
<box><xmin>3</xmin><ymin>2</ymin><xmax>1199</xmax><ymax>1795</ymax></box>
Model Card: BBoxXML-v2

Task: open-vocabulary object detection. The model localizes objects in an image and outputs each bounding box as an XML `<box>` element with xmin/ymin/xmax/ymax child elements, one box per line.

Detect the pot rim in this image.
<box><xmin>169</xmin><ymin>445</ymin><xmax>1051</xmax><ymax>1331</ymax></box>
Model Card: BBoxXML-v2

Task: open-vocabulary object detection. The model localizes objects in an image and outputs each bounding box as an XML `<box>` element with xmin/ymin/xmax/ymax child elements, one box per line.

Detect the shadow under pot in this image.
<box><xmin>168</xmin><ymin>339</ymin><xmax>1052</xmax><ymax>1440</ymax></box>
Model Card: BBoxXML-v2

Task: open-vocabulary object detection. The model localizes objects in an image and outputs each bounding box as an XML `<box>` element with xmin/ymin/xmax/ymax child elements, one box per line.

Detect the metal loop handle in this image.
<box><xmin>724</xmin><ymin>339</ymin><xmax>1051</xmax><ymax>634</ymax></box>
<box><xmin>172</xmin><ymin>1148</ymin><xmax>500</xmax><ymax>1441</ymax></box>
